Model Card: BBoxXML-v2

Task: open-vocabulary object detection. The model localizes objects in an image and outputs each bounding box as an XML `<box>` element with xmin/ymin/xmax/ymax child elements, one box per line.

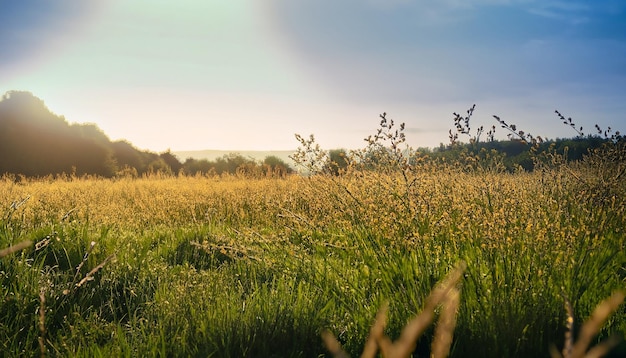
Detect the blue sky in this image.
<box><xmin>1</xmin><ymin>0</ymin><xmax>625</xmax><ymax>151</ymax></box>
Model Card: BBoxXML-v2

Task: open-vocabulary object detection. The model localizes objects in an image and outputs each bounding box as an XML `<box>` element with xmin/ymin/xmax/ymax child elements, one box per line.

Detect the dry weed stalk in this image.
<box><xmin>0</xmin><ymin>240</ymin><xmax>32</xmax><ymax>258</ymax></box>
<box><xmin>322</xmin><ymin>330</ymin><xmax>351</xmax><ymax>358</ymax></box>
<box><xmin>38</xmin><ymin>286</ymin><xmax>47</xmax><ymax>357</ymax></box>
<box><xmin>361</xmin><ymin>302</ymin><xmax>390</xmax><ymax>358</ymax></box>
<box><xmin>59</xmin><ymin>241</ymin><xmax>115</xmax><ymax>295</ymax></box>
<box><xmin>74</xmin><ymin>254</ymin><xmax>115</xmax><ymax>289</ymax></box>
<box><xmin>430</xmin><ymin>288</ymin><xmax>460</xmax><ymax>358</ymax></box>
<box><xmin>562</xmin><ymin>294</ymin><xmax>575</xmax><ymax>358</ymax></box>
<box><xmin>323</xmin><ymin>262</ymin><xmax>466</xmax><ymax>358</ymax></box>
<box><xmin>551</xmin><ymin>291</ymin><xmax>625</xmax><ymax>358</ymax></box>
<box><xmin>72</xmin><ymin>241</ymin><xmax>97</xmax><ymax>283</ymax></box>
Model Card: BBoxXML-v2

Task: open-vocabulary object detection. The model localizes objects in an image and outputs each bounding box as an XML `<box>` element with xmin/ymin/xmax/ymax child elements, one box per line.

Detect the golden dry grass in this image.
<box><xmin>0</xmin><ymin>165</ymin><xmax>623</xmax><ymax>356</ymax></box>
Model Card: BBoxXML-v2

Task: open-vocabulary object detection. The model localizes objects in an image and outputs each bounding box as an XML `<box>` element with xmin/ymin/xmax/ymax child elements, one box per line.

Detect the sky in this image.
<box><xmin>1</xmin><ymin>0</ymin><xmax>625</xmax><ymax>152</ymax></box>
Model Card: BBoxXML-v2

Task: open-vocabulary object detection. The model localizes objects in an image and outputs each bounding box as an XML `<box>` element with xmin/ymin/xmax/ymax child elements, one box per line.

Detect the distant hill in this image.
<box><xmin>173</xmin><ymin>150</ymin><xmax>297</xmax><ymax>168</ymax></box>
<box><xmin>0</xmin><ymin>91</ymin><xmax>296</xmax><ymax>178</ymax></box>
<box><xmin>0</xmin><ymin>90</ymin><xmax>181</xmax><ymax>177</ymax></box>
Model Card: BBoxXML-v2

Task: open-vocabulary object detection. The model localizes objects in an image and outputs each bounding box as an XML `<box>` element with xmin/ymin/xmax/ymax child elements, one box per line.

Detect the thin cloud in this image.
<box><xmin>527</xmin><ymin>1</ymin><xmax>591</xmax><ymax>24</ymax></box>
<box><xmin>360</xmin><ymin>0</ymin><xmax>615</xmax><ymax>26</ymax></box>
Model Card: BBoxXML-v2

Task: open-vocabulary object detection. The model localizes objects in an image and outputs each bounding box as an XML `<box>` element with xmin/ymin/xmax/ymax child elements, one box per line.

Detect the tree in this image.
<box><xmin>160</xmin><ymin>150</ymin><xmax>183</xmax><ymax>174</ymax></box>
<box><xmin>323</xmin><ymin>149</ymin><xmax>349</xmax><ymax>175</ymax></box>
<box><xmin>111</xmin><ymin>141</ymin><xmax>145</xmax><ymax>174</ymax></box>
<box><xmin>0</xmin><ymin>91</ymin><xmax>176</xmax><ymax>177</ymax></box>
<box><xmin>263</xmin><ymin>155</ymin><xmax>293</xmax><ymax>176</ymax></box>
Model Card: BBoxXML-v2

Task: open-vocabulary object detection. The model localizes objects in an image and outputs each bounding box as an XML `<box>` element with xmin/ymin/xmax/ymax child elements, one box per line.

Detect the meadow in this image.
<box><xmin>1</xmin><ymin>134</ymin><xmax>625</xmax><ymax>357</ymax></box>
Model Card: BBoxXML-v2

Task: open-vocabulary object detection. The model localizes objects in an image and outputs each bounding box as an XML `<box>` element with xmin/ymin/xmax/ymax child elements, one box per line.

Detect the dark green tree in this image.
<box><xmin>0</xmin><ymin>91</ymin><xmax>116</xmax><ymax>177</ymax></box>
<box><xmin>263</xmin><ymin>155</ymin><xmax>293</xmax><ymax>176</ymax></box>
<box><xmin>323</xmin><ymin>149</ymin><xmax>350</xmax><ymax>175</ymax></box>
<box><xmin>160</xmin><ymin>150</ymin><xmax>183</xmax><ymax>174</ymax></box>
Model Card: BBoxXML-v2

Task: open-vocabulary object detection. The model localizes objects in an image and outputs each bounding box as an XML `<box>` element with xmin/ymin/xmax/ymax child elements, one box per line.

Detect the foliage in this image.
<box><xmin>0</xmin><ymin>102</ymin><xmax>624</xmax><ymax>357</ymax></box>
<box><xmin>182</xmin><ymin>153</ymin><xmax>293</xmax><ymax>177</ymax></box>
<box><xmin>0</xmin><ymin>91</ymin><xmax>175</xmax><ymax>177</ymax></box>
<box><xmin>0</xmin><ymin>91</ymin><xmax>294</xmax><ymax>178</ymax></box>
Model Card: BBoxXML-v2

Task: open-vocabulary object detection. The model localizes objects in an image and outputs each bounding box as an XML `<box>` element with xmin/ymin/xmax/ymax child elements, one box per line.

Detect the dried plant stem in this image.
<box><xmin>72</xmin><ymin>241</ymin><xmax>96</xmax><ymax>282</ymax></box>
<box><xmin>38</xmin><ymin>287</ymin><xmax>46</xmax><ymax>357</ymax></box>
<box><xmin>321</xmin><ymin>330</ymin><xmax>350</xmax><ymax>358</ymax></box>
<box><xmin>563</xmin><ymin>293</ymin><xmax>574</xmax><ymax>358</ymax></box>
<box><xmin>0</xmin><ymin>240</ymin><xmax>32</xmax><ymax>258</ymax></box>
<box><xmin>323</xmin><ymin>262</ymin><xmax>466</xmax><ymax>358</ymax></box>
<box><xmin>431</xmin><ymin>288</ymin><xmax>461</xmax><ymax>358</ymax></box>
<box><xmin>386</xmin><ymin>262</ymin><xmax>466</xmax><ymax>358</ymax></box>
<box><xmin>75</xmin><ymin>254</ymin><xmax>115</xmax><ymax>288</ymax></box>
<box><xmin>571</xmin><ymin>291</ymin><xmax>625</xmax><ymax>358</ymax></box>
<box><xmin>362</xmin><ymin>302</ymin><xmax>389</xmax><ymax>358</ymax></box>
<box><xmin>583</xmin><ymin>335</ymin><xmax>622</xmax><ymax>358</ymax></box>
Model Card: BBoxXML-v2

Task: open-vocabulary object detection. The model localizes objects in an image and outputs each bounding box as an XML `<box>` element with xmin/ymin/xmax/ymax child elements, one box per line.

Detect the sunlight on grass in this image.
<box><xmin>0</xmin><ymin>123</ymin><xmax>624</xmax><ymax>356</ymax></box>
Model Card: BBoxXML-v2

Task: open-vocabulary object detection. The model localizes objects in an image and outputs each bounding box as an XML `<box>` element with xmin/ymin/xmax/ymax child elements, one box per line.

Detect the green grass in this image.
<box><xmin>0</xmin><ymin>160</ymin><xmax>624</xmax><ymax>357</ymax></box>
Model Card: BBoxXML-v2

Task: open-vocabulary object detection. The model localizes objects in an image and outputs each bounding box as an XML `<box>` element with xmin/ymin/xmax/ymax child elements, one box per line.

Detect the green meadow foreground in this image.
<box><xmin>1</xmin><ymin>155</ymin><xmax>624</xmax><ymax>356</ymax></box>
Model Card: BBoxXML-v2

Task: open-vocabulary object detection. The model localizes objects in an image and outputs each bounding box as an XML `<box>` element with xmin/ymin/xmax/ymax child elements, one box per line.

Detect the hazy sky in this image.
<box><xmin>2</xmin><ymin>0</ymin><xmax>625</xmax><ymax>151</ymax></box>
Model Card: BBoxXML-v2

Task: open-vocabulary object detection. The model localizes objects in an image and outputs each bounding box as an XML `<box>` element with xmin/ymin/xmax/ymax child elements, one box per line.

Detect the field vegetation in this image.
<box><xmin>0</xmin><ymin>91</ymin><xmax>293</xmax><ymax>178</ymax></box>
<box><xmin>1</xmin><ymin>108</ymin><xmax>625</xmax><ymax>357</ymax></box>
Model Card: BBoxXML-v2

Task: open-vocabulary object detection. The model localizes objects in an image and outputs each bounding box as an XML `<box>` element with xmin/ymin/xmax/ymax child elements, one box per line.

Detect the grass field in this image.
<box><xmin>0</xmin><ymin>146</ymin><xmax>625</xmax><ymax>357</ymax></box>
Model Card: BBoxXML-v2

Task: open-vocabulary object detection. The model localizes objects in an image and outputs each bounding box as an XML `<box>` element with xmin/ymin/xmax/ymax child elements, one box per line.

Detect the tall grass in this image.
<box><xmin>0</xmin><ymin>132</ymin><xmax>624</xmax><ymax>356</ymax></box>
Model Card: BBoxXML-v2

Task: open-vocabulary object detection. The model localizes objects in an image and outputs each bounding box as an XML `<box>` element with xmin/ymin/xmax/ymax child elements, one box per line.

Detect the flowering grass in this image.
<box><xmin>0</xmin><ymin>163</ymin><xmax>624</xmax><ymax>356</ymax></box>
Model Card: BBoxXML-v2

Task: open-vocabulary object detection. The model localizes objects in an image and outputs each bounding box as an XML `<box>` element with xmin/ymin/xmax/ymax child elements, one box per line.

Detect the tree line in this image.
<box><xmin>0</xmin><ymin>91</ymin><xmax>292</xmax><ymax>178</ymax></box>
<box><xmin>300</xmin><ymin>136</ymin><xmax>616</xmax><ymax>176</ymax></box>
<box><xmin>1</xmin><ymin>91</ymin><xmax>616</xmax><ymax>178</ymax></box>
<box><xmin>294</xmin><ymin>109</ymin><xmax>622</xmax><ymax>175</ymax></box>
<box><xmin>428</xmin><ymin>136</ymin><xmax>612</xmax><ymax>171</ymax></box>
